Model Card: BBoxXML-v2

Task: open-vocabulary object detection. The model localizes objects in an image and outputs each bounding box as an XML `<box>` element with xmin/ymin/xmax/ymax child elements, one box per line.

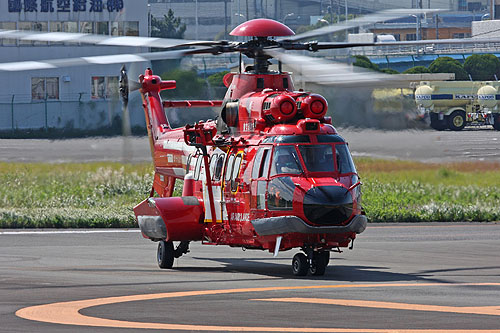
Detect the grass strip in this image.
<box><xmin>0</xmin><ymin>159</ymin><xmax>499</xmax><ymax>228</ymax></box>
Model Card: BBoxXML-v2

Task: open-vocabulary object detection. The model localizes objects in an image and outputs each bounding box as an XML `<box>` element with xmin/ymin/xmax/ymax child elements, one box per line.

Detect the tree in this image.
<box><xmin>151</xmin><ymin>9</ymin><xmax>186</xmax><ymax>39</ymax></box>
<box><xmin>464</xmin><ymin>54</ymin><xmax>500</xmax><ymax>81</ymax></box>
<box><xmin>160</xmin><ymin>68</ymin><xmax>205</xmax><ymax>99</ymax></box>
<box><xmin>403</xmin><ymin>66</ymin><xmax>431</xmax><ymax>74</ymax></box>
<box><xmin>207</xmin><ymin>71</ymin><xmax>230</xmax><ymax>87</ymax></box>
<box><xmin>381</xmin><ymin>68</ymin><xmax>399</xmax><ymax>74</ymax></box>
<box><xmin>352</xmin><ymin>55</ymin><xmax>380</xmax><ymax>71</ymax></box>
<box><xmin>428</xmin><ymin>57</ymin><xmax>469</xmax><ymax>81</ymax></box>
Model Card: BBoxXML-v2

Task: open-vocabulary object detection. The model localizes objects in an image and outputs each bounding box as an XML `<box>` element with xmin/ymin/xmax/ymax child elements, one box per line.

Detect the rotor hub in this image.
<box><xmin>230</xmin><ymin>19</ymin><xmax>295</xmax><ymax>37</ymax></box>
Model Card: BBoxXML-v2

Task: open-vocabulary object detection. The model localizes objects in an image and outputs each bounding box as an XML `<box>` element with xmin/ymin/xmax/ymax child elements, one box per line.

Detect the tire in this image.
<box><xmin>493</xmin><ymin>114</ymin><xmax>500</xmax><ymax>131</ymax></box>
<box><xmin>429</xmin><ymin>113</ymin><xmax>447</xmax><ymax>131</ymax></box>
<box><xmin>447</xmin><ymin>111</ymin><xmax>466</xmax><ymax>131</ymax></box>
<box><xmin>157</xmin><ymin>240</ymin><xmax>175</xmax><ymax>269</ymax></box>
<box><xmin>292</xmin><ymin>253</ymin><xmax>308</xmax><ymax>276</ymax></box>
<box><xmin>309</xmin><ymin>251</ymin><xmax>328</xmax><ymax>276</ymax></box>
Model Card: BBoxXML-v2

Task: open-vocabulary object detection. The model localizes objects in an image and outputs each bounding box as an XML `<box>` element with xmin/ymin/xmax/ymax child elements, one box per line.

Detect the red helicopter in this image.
<box><xmin>130</xmin><ymin>19</ymin><xmax>371</xmax><ymax>276</ymax></box>
<box><xmin>0</xmin><ymin>9</ymin><xmax>446</xmax><ymax>275</ymax></box>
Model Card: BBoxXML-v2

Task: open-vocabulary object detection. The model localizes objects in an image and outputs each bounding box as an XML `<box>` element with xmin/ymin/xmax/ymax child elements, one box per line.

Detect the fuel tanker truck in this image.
<box><xmin>415</xmin><ymin>81</ymin><xmax>500</xmax><ymax>131</ymax></box>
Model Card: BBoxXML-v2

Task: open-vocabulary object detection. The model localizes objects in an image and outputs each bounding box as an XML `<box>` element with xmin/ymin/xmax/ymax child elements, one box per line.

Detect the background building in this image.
<box><xmin>148</xmin><ymin>0</ymin><xmax>491</xmax><ymax>40</ymax></box>
<box><xmin>0</xmin><ymin>0</ymin><xmax>149</xmax><ymax>132</ymax></box>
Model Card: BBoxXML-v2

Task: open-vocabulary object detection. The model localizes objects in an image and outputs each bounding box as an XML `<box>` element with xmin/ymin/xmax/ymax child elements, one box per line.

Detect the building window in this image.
<box><xmin>31</xmin><ymin>77</ymin><xmax>59</xmax><ymax>100</ymax></box>
<box><xmin>405</xmin><ymin>33</ymin><xmax>417</xmax><ymax>41</ymax></box>
<box><xmin>111</xmin><ymin>21</ymin><xmax>139</xmax><ymax>36</ymax></box>
<box><xmin>91</xmin><ymin>76</ymin><xmax>119</xmax><ymax>99</ymax></box>
<box><xmin>453</xmin><ymin>33</ymin><xmax>470</xmax><ymax>39</ymax></box>
<box><xmin>0</xmin><ymin>22</ymin><xmax>17</xmax><ymax>46</ymax></box>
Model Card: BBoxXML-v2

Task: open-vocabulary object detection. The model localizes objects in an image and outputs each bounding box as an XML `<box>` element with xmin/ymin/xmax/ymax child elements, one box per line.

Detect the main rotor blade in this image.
<box><xmin>282</xmin><ymin>8</ymin><xmax>446</xmax><ymax>42</ymax></box>
<box><xmin>266</xmin><ymin>50</ymin><xmax>411</xmax><ymax>87</ymax></box>
<box><xmin>0</xmin><ymin>29</ymin><xmax>225</xmax><ymax>49</ymax></box>
<box><xmin>0</xmin><ymin>48</ymin><xmax>212</xmax><ymax>72</ymax></box>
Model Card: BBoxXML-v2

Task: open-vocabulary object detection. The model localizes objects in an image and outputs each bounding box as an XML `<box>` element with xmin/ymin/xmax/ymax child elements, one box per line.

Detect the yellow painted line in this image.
<box><xmin>15</xmin><ymin>283</ymin><xmax>500</xmax><ymax>332</ymax></box>
<box><xmin>254</xmin><ymin>298</ymin><xmax>500</xmax><ymax>317</ymax></box>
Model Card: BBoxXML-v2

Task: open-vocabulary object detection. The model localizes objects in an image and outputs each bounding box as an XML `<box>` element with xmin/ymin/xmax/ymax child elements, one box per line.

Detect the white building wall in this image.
<box><xmin>0</xmin><ymin>0</ymin><xmax>149</xmax><ymax>131</ymax></box>
<box><xmin>472</xmin><ymin>19</ymin><xmax>500</xmax><ymax>37</ymax></box>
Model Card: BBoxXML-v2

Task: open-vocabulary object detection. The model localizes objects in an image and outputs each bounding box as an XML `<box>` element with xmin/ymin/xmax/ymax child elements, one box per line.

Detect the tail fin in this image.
<box><xmin>140</xmin><ymin>68</ymin><xmax>176</xmax><ymax>145</ymax></box>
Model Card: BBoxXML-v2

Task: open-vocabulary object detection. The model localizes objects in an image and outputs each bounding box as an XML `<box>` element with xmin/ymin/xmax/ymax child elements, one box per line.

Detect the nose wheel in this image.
<box><xmin>292</xmin><ymin>250</ymin><xmax>329</xmax><ymax>276</ymax></box>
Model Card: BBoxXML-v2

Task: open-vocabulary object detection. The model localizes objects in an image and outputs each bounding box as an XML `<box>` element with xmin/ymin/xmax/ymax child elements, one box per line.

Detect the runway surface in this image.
<box><xmin>1</xmin><ymin>128</ymin><xmax>500</xmax><ymax>163</ymax></box>
<box><xmin>2</xmin><ymin>223</ymin><xmax>500</xmax><ymax>332</ymax></box>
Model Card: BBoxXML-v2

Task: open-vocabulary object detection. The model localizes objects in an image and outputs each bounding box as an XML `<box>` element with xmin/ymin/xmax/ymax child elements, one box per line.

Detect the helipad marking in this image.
<box><xmin>254</xmin><ymin>298</ymin><xmax>500</xmax><ymax>316</ymax></box>
<box><xmin>16</xmin><ymin>283</ymin><xmax>500</xmax><ymax>332</ymax></box>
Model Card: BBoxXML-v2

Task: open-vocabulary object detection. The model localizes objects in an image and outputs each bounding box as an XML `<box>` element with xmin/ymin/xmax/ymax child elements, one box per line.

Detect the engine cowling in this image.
<box><xmin>263</xmin><ymin>94</ymin><xmax>298</xmax><ymax>122</ymax></box>
<box><xmin>296</xmin><ymin>94</ymin><xmax>328</xmax><ymax>119</ymax></box>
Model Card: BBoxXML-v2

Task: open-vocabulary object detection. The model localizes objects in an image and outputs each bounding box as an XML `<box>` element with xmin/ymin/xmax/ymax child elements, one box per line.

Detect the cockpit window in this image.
<box><xmin>298</xmin><ymin>145</ymin><xmax>335</xmax><ymax>172</ymax></box>
<box><xmin>270</xmin><ymin>146</ymin><xmax>303</xmax><ymax>176</ymax></box>
<box><xmin>336</xmin><ymin>144</ymin><xmax>357</xmax><ymax>174</ymax></box>
<box><xmin>275</xmin><ymin>135</ymin><xmax>310</xmax><ymax>143</ymax></box>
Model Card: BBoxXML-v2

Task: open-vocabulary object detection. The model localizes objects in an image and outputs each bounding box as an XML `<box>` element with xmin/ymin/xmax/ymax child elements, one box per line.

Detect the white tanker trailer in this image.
<box><xmin>415</xmin><ymin>81</ymin><xmax>500</xmax><ymax>131</ymax></box>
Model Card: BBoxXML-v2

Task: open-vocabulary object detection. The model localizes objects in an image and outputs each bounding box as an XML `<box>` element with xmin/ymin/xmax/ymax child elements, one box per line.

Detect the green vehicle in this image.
<box><xmin>415</xmin><ymin>81</ymin><xmax>500</xmax><ymax>131</ymax></box>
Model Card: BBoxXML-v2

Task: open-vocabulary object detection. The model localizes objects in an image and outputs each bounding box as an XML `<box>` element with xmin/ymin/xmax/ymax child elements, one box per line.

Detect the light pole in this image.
<box><xmin>410</xmin><ymin>14</ymin><xmax>420</xmax><ymax>40</ymax></box>
<box><xmin>147</xmin><ymin>4</ymin><xmax>151</xmax><ymax>37</ymax></box>
<box><xmin>283</xmin><ymin>13</ymin><xmax>294</xmax><ymax>24</ymax></box>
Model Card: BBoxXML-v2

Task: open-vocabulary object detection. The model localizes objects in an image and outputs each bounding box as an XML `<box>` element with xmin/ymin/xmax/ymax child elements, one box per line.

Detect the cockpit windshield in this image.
<box><xmin>270</xmin><ymin>143</ymin><xmax>356</xmax><ymax>176</ymax></box>
<box><xmin>298</xmin><ymin>145</ymin><xmax>334</xmax><ymax>172</ymax></box>
<box><xmin>270</xmin><ymin>146</ymin><xmax>303</xmax><ymax>176</ymax></box>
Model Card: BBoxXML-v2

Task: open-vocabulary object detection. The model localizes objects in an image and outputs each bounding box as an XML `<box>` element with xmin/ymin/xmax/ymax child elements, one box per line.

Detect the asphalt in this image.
<box><xmin>1</xmin><ymin>128</ymin><xmax>500</xmax><ymax>163</ymax></box>
<box><xmin>1</xmin><ymin>224</ymin><xmax>499</xmax><ymax>332</ymax></box>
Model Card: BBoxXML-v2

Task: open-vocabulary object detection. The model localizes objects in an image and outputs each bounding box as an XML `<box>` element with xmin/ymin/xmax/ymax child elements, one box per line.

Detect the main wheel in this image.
<box><xmin>447</xmin><ymin>111</ymin><xmax>466</xmax><ymax>131</ymax></box>
<box><xmin>292</xmin><ymin>253</ymin><xmax>308</xmax><ymax>276</ymax></box>
<box><xmin>430</xmin><ymin>113</ymin><xmax>447</xmax><ymax>131</ymax></box>
<box><xmin>309</xmin><ymin>251</ymin><xmax>328</xmax><ymax>276</ymax></box>
<box><xmin>157</xmin><ymin>240</ymin><xmax>175</xmax><ymax>269</ymax></box>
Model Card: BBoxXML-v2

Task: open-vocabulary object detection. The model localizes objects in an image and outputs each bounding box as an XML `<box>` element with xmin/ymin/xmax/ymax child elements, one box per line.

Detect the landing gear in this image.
<box><xmin>157</xmin><ymin>240</ymin><xmax>190</xmax><ymax>269</ymax></box>
<box><xmin>292</xmin><ymin>253</ymin><xmax>308</xmax><ymax>276</ymax></box>
<box><xmin>292</xmin><ymin>249</ymin><xmax>329</xmax><ymax>276</ymax></box>
<box><xmin>157</xmin><ymin>240</ymin><xmax>174</xmax><ymax>269</ymax></box>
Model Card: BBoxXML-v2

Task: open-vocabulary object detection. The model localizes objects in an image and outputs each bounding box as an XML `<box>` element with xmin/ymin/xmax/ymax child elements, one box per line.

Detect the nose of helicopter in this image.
<box><xmin>303</xmin><ymin>186</ymin><xmax>353</xmax><ymax>225</ymax></box>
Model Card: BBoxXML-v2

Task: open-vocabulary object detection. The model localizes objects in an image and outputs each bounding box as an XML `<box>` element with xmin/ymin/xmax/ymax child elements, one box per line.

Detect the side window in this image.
<box><xmin>256</xmin><ymin>181</ymin><xmax>267</xmax><ymax>209</ymax></box>
<box><xmin>194</xmin><ymin>155</ymin><xmax>203</xmax><ymax>180</ymax></box>
<box><xmin>336</xmin><ymin>144</ymin><xmax>357</xmax><ymax>174</ymax></box>
<box><xmin>260</xmin><ymin>148</ymin><xmax>271</xmax><ymax>178</ymax></box>
<box><xmin>209</xmin><ymin>154</ymin><xmax>218</xmax><ymax>180</ymax></box>
<box><xmin>252</xmin><ymin>149</ymin><xmax>265</xmax><ymax>180</ymax></box>
<box><xmin>225</xmin><ymin>154</ymin><xmax>235</xmax><ymax>181</ymax></box>
<box><xmin>186</xmin><ymin>154</ymin><xmax>192</xmax><ymax>173</ymax></box>
<box><xmin>214</xmin><ymin>155</ymin><xmax>224</xmax><ymax>181</ymax></box>
<box><xmin>232</xmin><ymin>155</ymin><xmax>243</xmax><ymax>180</ymax></box>
<box><xmin>231</xmin><ymin>154</ymin><xmax>243</xmax><ymax>192</ymax></box>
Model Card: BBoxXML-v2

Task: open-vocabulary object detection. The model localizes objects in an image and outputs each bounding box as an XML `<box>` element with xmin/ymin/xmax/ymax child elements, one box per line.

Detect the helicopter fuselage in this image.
<box><xmin>133</xmin><ymin>68</ymin><xmax>366</xmax><ymax>258</ymax></box>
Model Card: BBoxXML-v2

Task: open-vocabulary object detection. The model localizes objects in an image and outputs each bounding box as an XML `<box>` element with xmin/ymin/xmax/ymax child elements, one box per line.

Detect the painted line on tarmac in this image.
<box><xmin>15</xmin><ymin>282</ymin><xmax>500</xmax><ymax>332</ymax></box>
<box><xmin>0</xmin><ymin>229</ymin><xmax>140</xmax><ymax>235</ymax></box>
<box><xmin>254</xmin><ymin>297</ymin><xmax>500</xmax><ymax>317</ymax></box>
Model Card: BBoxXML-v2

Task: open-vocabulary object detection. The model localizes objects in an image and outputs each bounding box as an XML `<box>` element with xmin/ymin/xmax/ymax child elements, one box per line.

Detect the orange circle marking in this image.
<box><xmin>16</xmin><ymin>282</ymin><xmax>500</xmax><ymax>332</ymax></box>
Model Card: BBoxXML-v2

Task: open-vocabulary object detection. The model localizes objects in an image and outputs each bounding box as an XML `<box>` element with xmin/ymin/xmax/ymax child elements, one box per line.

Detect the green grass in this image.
<box><xmin>0</xmin><ymin>159</ymin><xmax>499</xmax><ymax>228</ymax></box>
<box><xmin>0</xmin><ymin>162</ymin><xmax>155</xmax><ymax>228</ymax></box>
<box><xmin>356</xmin><ymin>159</ymin><xmax>500</xmax><ymax>222</ymax></box>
